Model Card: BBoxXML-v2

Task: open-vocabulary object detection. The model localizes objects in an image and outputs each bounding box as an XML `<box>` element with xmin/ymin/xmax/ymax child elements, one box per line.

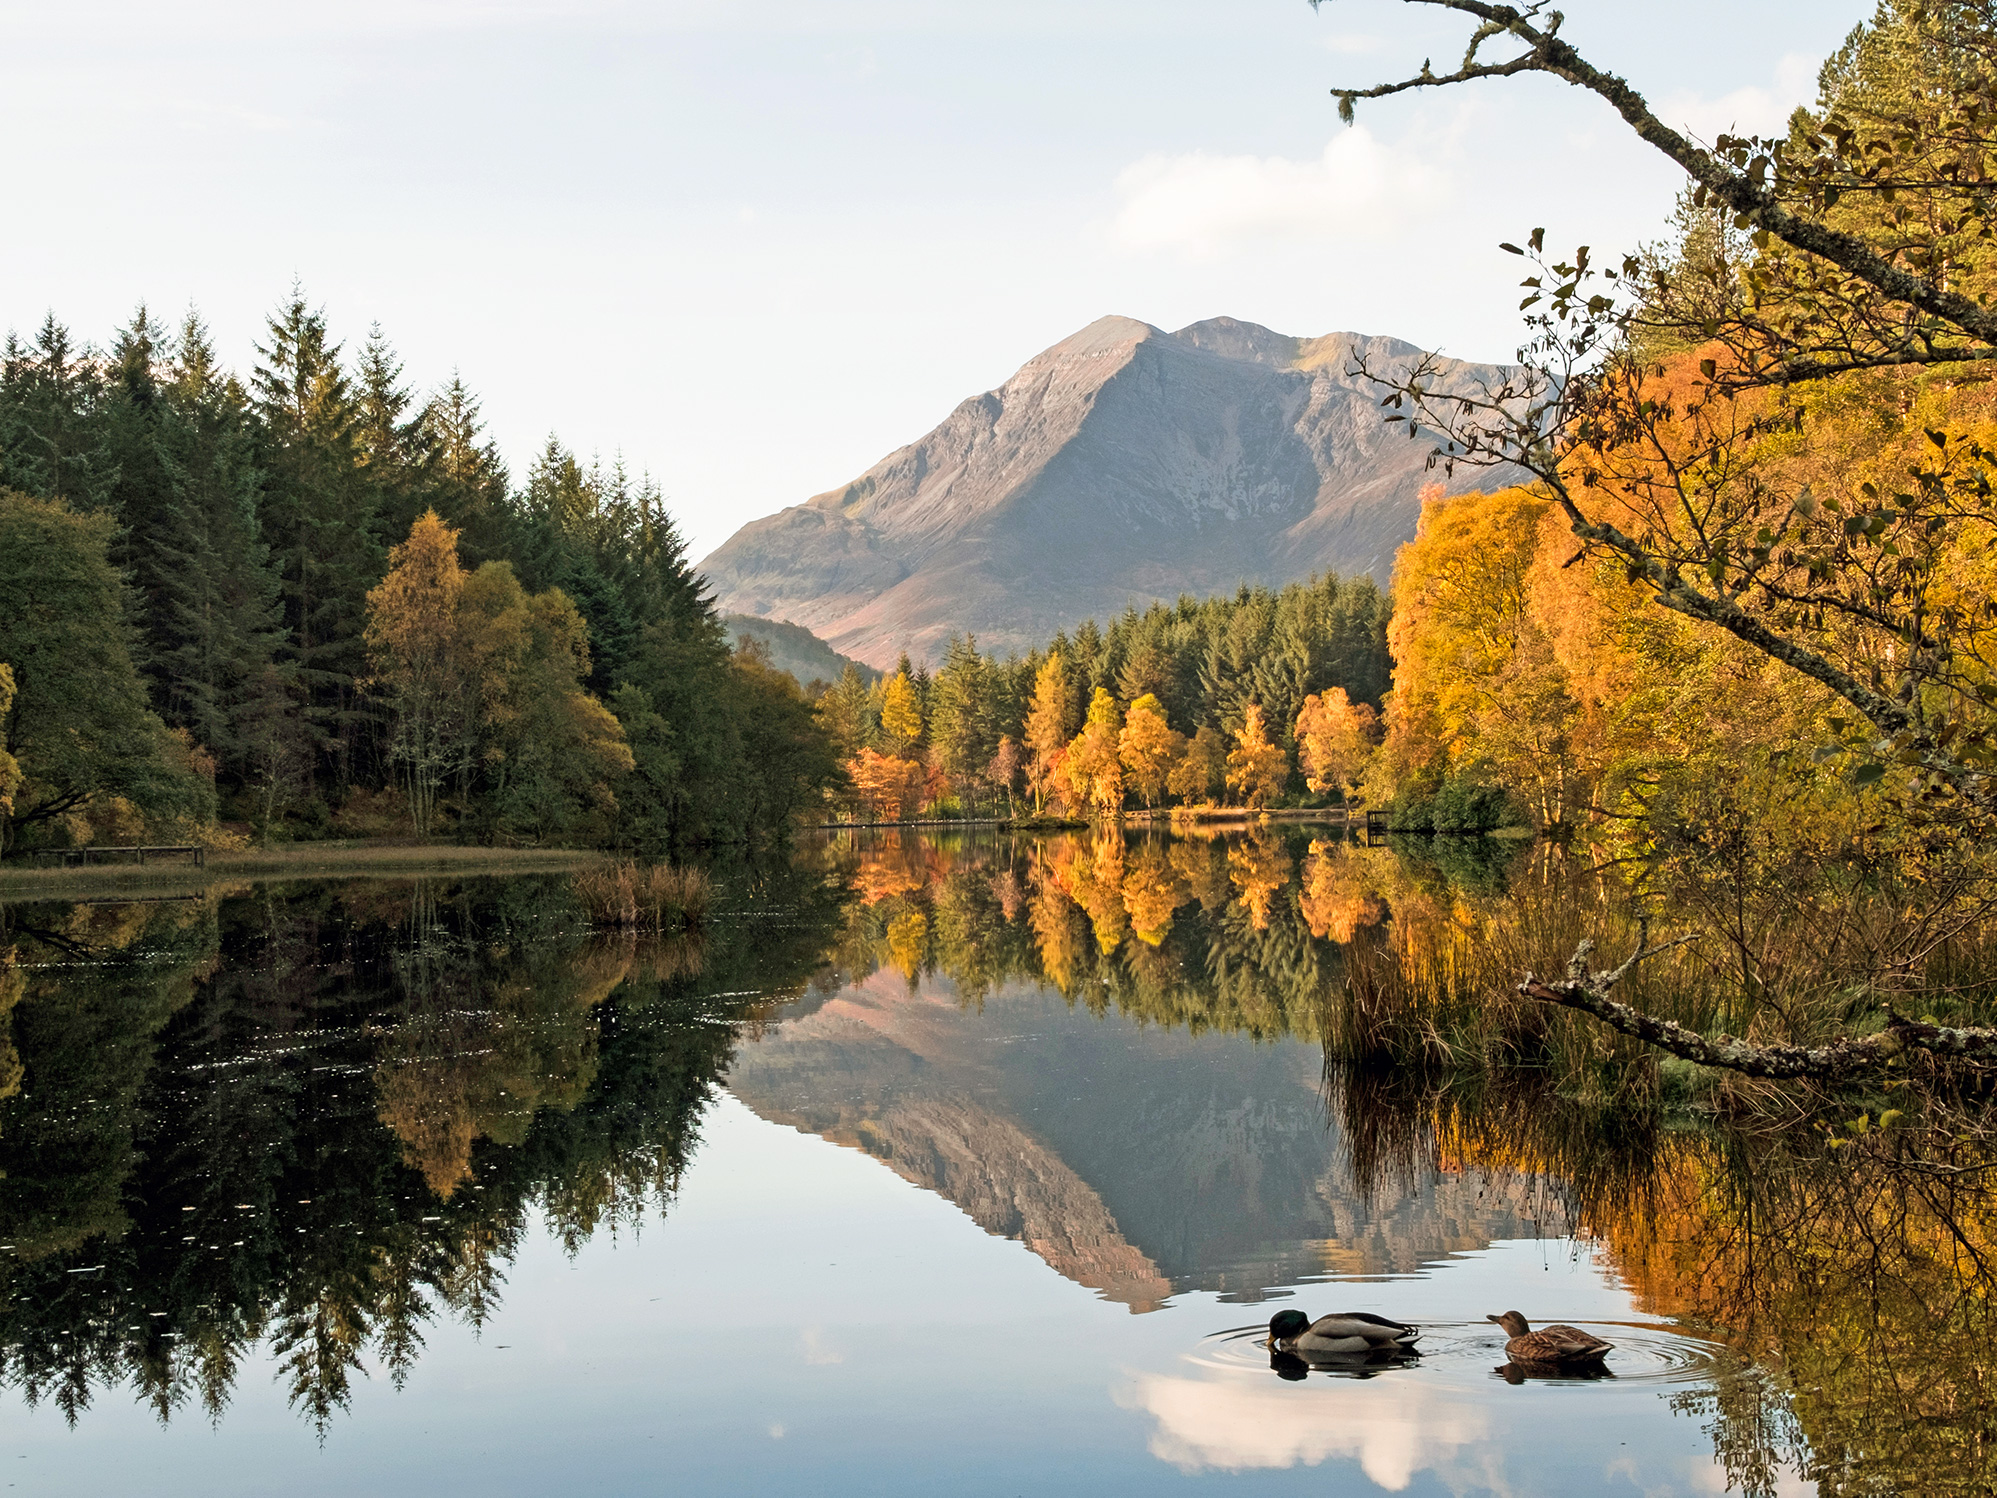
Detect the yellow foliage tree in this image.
<box><xmin>364</xmin><ymin>512</ymin><xmax>474</xmax><ymax>833</ymax></box>
<box><xmin>1118</xmin><ymin>693</ymin><xmax>1184</xmax><ymax>809</ymax></box>
<box><xmin>1225</xmin><ymin>703</ymin><xmax>1286</xmax><ymax>808</ymax></box>
<box><xmin>1295</xmin><ymin>688</ymin><xmax>1378</xmax><ymax>802</ymax></box>
<box><xmin>1061</xmin><ymin>688</ymin><xmax>1125</xmax><ymax>816</ymax></box>
<box><xmin>367</xmin><ymin>512</ymin><xmax>632</xmax><ymax>843</ymax></box>
<box><xmin>880</xmin><ymin>671</ymin><xmax>924</xmax><ymax>756</ymax></box>
<box><xmin>1023</xmin><ymin>651</ymin><xmax>1074</xmax><ymax>812</ymax></box>
<box><xmin>1168</xmin><ymin>724</ymin><xmax>1226</xmax><ymax>804</ymax></box>
<box><xmin>0</xmin><ymin>665</ymin><xmax>20</xmax><ymax>818</ymax></box>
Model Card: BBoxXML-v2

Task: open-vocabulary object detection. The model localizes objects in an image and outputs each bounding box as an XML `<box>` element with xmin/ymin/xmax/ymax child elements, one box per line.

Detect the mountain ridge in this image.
<box><xmin>701</xmin><ymin>315</ymin><xmax>1517</xmax><ymax>668</ymax></box>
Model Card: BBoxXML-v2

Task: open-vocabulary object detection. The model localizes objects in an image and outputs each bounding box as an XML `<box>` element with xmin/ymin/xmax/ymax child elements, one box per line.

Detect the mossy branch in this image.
<box><xmin>1518</xmin><ymin>927</ymin><xmax>1997</xmax><ymax>1079</ymax></box>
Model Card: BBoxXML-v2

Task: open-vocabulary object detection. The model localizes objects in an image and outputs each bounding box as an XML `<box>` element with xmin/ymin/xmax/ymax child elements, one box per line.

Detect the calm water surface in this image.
<box><xmin>0</xmin><ymin>832</ymin><xmax>1886</xmax><ymax>1493</ymax></box>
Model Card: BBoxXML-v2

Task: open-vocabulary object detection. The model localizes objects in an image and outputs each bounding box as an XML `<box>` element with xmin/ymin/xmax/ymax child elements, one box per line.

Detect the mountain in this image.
<box><xmin>728</xmin><ymin>968</ymin><xmax>1570</xmax><ymax>1309</ymax></box>
<box><xmin>700</xmin><ymin>315</ymin><xmax>1517</xmax><ymax>668</ymax></box>
<box><xmin>722</xmin><ymin>613</ymin><xmax>880</xmax><ymax>690</ymax></box>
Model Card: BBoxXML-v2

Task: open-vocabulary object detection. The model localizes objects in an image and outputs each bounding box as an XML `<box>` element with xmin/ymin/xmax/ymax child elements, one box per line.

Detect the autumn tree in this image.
<box><xmin>1225</xmin><ymin>704</ymin><xmax>1286</xmax><ymax>809</ymax></box>
<box><xmin>1295</xmin><ymin>688</ymin><xmax>1378</xmax><ymax>802</ymax></box>
<box><xmin>1169</xmin><ymin>724</ymin><xmax>1227</xmax><ymax>805</ymax></box>
<box><xmin>0</xmin><ymin>665</ymin><xmax>20</xmax><ymax>819</ymax></box>
<box><xmin>1023</xmin><ymin>651</ymin><xmax>1075</xmax><ymax>812</ymax></box>
<box><xmin>1327</xmin><ymin>1</ymin><xmax>1997</xmax><ymax>824</ymax></box>
<box><xmin>364</xmin><ymin>511</ymin><xmax>474</xmax><ymax>834</ymax></box>
<box><xmin>988</xmin><ymin>735</ymin><xmax>1024</xmax><ymax>818</ymax></box>
<box><xmin>849</xmin><ymin>747</ymin><xmax>925</xmax><ymax>822</ymax></box>
<box><xmin>1118</xmin><ymin>693</ymin><xmax>1184</xmax><ymax>809</ymax></box>
<box><xmin>880</xmin><ymin>671</ymin><xmax>925</xmax><ymax>758</ymax></box>
<box><xmin>1062</xmin><ymin>688</ymin><xmax>1125</xmax><ymax>817</ymax></box>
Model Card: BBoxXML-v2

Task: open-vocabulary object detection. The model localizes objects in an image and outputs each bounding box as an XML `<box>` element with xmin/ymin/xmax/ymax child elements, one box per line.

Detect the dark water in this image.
<box><xmin>0</xmin><ymin>830</ymin><xmax>1964</xmax><ymax>1494</ymax></box>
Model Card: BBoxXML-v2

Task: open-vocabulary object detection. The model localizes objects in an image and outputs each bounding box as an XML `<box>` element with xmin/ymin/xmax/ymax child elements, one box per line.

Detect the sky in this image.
<box><xmin>0</xmin><ymin>0</ymin><xmax>1875</xmax><ymax>559</ymax></box>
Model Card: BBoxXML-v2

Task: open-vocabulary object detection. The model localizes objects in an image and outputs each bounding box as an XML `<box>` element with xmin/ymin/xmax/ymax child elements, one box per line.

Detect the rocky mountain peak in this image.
<box><xmin>700</xmin><ymin>314</ymin><xmax>1515</xmax><ymax>668</ymax></box>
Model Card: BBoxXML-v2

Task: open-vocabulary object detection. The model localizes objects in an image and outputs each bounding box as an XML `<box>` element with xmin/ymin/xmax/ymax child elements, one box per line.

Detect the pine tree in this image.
<box><xmin>159</xmin><ymin>311</ymin><xmax>302</xmax><ymax>813</ymax></box>
<box><xmin>420</xmin><ymin>374</ymin><xmax>511</xmax><ymax>562</ymax></box>
<box><xmin>354</xmin><ymin>325</ymin><xmax>434</xmax><ymax>547</ymax></box>
<box><xmin>0</xmin><ymin>315</ymin><xmax>114</xmax><ymax>511</ymax></box>
<box><xmin>254</xmin><ymin>285</ymin><xmax>383</xmax><ymax>788</ymax></box>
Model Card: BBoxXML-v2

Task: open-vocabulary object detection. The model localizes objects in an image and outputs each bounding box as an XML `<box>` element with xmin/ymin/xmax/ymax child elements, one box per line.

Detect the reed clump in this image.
<box><xmin>574</xmin><ymin>862</ymin><xmax>713</xmax><ymax>931</ymax></box>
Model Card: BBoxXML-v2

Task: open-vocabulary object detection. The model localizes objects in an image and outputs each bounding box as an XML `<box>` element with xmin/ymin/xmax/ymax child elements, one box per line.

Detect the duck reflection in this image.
<box><xmin>1269</xmin><ymin>1346</ymin><xmax>1423</xmax><ymax>1382</ymax></box>
<box><xmin>1495</xmin><ymin>1360</ymin><xmax>1617</xmax><ymax>1385</ymax></box>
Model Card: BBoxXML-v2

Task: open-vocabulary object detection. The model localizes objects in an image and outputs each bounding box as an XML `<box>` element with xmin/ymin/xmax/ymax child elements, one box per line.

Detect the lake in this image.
<box><xmin>0</xmin><ymin>826</ymin><xmax>1977</xmax><ymax>1495</ymax></box>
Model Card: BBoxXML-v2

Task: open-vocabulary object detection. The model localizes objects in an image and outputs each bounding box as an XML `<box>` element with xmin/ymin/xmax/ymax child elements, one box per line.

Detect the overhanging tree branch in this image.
<box><xmin>1519</xmin><ymin>929</ymin><xmax>1997</xmax><ymax>1078</ymax></box>
<box><xmin>1317</xmin><ymin>0</ymin><xmax>1997</xmax><ymax>352</ymax></box>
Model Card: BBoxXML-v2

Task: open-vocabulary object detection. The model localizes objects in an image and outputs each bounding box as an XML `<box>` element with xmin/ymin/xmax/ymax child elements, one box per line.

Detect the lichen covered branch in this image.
<box><xmin>1519</xmin><ymin>930</ymin><xmax>1997</xmax><ymax>1079</ymax></box>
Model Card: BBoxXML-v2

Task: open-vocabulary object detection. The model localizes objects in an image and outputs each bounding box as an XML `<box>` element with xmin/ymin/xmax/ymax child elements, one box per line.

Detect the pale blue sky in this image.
<box><xmin>0</xmin><ymin>1</ymin><xmax>1872</xmax><ymax>556</ymax></box>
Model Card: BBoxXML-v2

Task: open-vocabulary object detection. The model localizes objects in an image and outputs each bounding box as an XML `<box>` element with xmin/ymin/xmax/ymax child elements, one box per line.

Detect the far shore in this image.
<box><xmin>0</xmin><ymin>841</ymin><xmax>605</xmax><ymax>901</ymax></box>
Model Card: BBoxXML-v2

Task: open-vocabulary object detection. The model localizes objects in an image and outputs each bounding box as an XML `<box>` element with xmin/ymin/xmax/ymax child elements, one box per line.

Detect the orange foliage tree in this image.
<box><xmin>1168</xmin><ymin>724</ymin><xmax>1226</xmax><ymax>805</ymax></box>
<box><xmin>1294</xmin><ymin>687</ymin><xmax>1377</xmax><ymax>802</ymax></box>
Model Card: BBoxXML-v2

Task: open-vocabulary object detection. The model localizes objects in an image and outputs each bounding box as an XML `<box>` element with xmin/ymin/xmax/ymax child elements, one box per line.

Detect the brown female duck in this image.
<box><xmin>1487</xmin><ymin>1311</ymin><xmax>1614</xmax><ymax>1364</ymax></box>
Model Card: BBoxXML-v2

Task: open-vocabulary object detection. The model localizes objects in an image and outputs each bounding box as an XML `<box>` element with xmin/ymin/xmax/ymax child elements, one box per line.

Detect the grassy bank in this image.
<box><xmin>0</xmin><ymin>841</ymin><xmax>606</xmax><ymax>901</ymax></box>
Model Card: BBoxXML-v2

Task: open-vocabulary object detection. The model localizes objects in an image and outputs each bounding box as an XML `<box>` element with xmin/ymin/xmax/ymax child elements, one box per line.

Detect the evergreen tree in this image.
<box><xmin>419</xmin><ymin>374</ymin><xmax>511</xmax><ymax>563</ymax></box>
<box><xmin>253</xmin><ymin>286</ymin><xmax>383</xmax><ymax>789</ymax></box>
<box><xmin>0</xmin><ymin>490</ymin><xmax>211</xmax><ymax>849</ymax></box>
<box><xmin>0</xmin><ymin>315</ymin><xmax>114</xmax><ymax>511</ymax></box>
<box><xmin>354</xmin><ymin>325</ymin><xmax>434</xmax><ymax>548</ymax></box>
<box><xmin>158</xmin><ymin>312</ymin><xmax>301</xmax><ymax>816</ymax></box>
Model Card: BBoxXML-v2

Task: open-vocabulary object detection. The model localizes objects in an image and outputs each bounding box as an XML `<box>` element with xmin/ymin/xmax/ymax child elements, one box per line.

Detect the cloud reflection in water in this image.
<box><xmin>1123</xmin><ymin>1362</ymin><xmax>1495</xmax><ymax>1491</ymax></box>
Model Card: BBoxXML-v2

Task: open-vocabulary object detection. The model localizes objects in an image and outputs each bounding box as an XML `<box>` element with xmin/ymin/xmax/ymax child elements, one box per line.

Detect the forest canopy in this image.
<box><xmin>0</xmin><ymin>296</ymin><xmax>837</xmax><ymax>851</ymax></box>
<box><xmin>813</xmin><ymin>573</ymin><xmax>1393</xmax><ymax>822</ymax></box>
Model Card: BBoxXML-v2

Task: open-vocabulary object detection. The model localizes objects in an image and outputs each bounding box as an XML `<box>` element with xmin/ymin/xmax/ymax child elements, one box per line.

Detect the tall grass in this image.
<box><xmin>573</xmin><ymin>862</ymin><xmax>713</xmax><ymax>931</ymax></box>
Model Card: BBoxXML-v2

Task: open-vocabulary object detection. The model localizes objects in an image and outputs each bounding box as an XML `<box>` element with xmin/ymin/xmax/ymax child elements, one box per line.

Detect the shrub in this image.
<box><xmin>574</xmin><ymin>861</ymin><xmax>713</xmax><ymax>930</ymax></box>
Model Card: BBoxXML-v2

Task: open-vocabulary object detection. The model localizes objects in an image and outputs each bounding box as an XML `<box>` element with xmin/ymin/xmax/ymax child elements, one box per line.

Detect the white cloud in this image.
<box><xmin>1109</xmin><ymin>127</ymin><xmax>1449</xmax><ymax>260</ymax></box>
<box><xmin>1661</xmin><ymin>53</ymin><xmax>1821</xmax><ymax>141</ymax></box>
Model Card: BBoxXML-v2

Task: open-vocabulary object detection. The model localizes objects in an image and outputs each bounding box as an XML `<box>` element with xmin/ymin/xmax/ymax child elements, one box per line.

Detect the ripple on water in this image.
<box><xmin>1198</xmin><ymin>1321</ymin><xmax>1725</xmax><ymax>1389</ymax></box>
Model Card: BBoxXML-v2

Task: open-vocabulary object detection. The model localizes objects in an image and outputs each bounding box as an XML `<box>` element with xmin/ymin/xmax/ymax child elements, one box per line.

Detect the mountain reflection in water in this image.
<box><xmin>0</xmin><ymin>826</ymin><xmax>1990</xmax><ymax>1498</ymax></box>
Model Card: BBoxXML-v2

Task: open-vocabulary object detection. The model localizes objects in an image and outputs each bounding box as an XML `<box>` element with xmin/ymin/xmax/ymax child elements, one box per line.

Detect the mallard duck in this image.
<box><xmin>1267</xmin><ymin>1309</ymin><xmax>1420</xmax><ymax>1355</ymax></box>
<box><xmin>1486</xmin><ymin>1311</ymin><xmax>1614</xmax><ymax>1364</ymax></box>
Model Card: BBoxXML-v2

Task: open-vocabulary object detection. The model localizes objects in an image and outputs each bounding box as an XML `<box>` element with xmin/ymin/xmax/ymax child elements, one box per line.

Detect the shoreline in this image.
<box><xmin>0</xmin><ymin>842</ymin><xmax>605</xmax><ymax>901</ymax></box>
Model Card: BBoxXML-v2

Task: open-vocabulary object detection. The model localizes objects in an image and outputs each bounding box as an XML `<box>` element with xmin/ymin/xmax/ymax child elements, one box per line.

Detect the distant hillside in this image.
<box><xmin>699</xmin><ymin>315</ymin><xmax>1519</xmax><ymax>668</ymax></box>
<box><xmin>723</xmin><ymin>613</ymin><xmax>881</xmax><ymax>690</ymax></box>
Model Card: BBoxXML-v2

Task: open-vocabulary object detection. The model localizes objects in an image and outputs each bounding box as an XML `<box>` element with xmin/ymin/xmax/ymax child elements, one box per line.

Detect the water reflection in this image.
<box><xmin>0</xmin><ymin>865</ymin><xmax>841</xmax><ymax>1431</ymax></box>
<box><xmin>0</xmin><ymin>826</ymin><xmax>1991</xmax><ymax>1498</ymax></box>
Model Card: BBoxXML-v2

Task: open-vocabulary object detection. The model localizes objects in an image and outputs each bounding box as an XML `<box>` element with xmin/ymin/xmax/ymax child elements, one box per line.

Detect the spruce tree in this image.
<box><xmin>253</xmin><ymin>286</ymin><xmax>383</xmax><ymax>790</ymax></box>
<box><xmin>419</xmin><ymin>374</ymin><xmax>510</xmax><ymax>563</ymax></box>
<box><xmin>353</xmin><ymin>325</ymin><xmax>434</xmax><ymax>549</ymax></box>
<box><xmin>158</xmin><ymin>312</ymin><xmax>301</xmax><ymax>811</ymax></box>
<box><xmin>0</xmin><ymin>315</ymin><xmax>114</xmax><ymax>511</ymax></box>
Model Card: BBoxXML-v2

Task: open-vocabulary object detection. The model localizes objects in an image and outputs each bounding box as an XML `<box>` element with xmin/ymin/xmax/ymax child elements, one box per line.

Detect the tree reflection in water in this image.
<box><xmin>0</xmin><ymin>861</ymin><xmax>842</xmax><ymax>1432</ymax></box>
<box><xmin>0</xmin><ymin>825</ymin><xmax>1993</xmax><ymax>1495</ymax></box>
